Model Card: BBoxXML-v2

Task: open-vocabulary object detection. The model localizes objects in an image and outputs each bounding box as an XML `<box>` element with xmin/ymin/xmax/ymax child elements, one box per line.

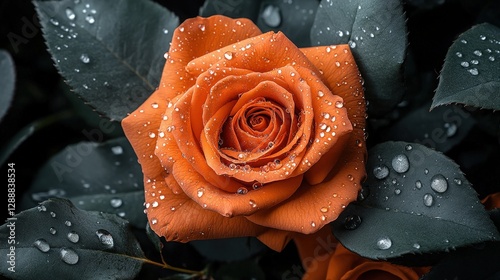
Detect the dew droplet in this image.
<box><xmin>344</xmin><ymin>215</ymin><xmax>362</xmax><ymax>230</ymax></box>
<box><xmin>110</xmin><ymin>198</ymin><xmax>123</xmax><ymax>208</ymax></box>
<box><xmin>444</xmin><ymin>123</ymin><xmax>457</xmax><ymax>137</ymax></box>
<box><xmin>413</xmin><ymin>243</ymin><xmax>421</xmax><ymax>249</ymax></box>
<box><xmin>67</xmin><ymin>231</ymin><xmax>80</xmax><ymax>243</ymax></box>
<box><xmin>197</xmin><ymin>188</ymin><xmax>205</xmax><ymax>198</ymax></box>
<box><xmin>320</xmin><ymin>207</ymin><xmax>328</xmax><ymax>213</ymax></box>
<box><xmin>78</xmin><ymin>54</ymin><xmax>90</xmax><ymax>64</ymax></box>
<box><xmin>111</xmin><ymin>146</ymin><xmax>123</xmax><ymax>155</ymax></box>
<box><xmin>405</xmin><ymin>144</ymin><xmax>413</xmax><ymax>151</ymax></box>
<box><xmin>376</xmin><ymin>237</ymin><xmax>392</xmax><ymax>250</ymax></box>
<box><xmin>453</xmin><ymin>178</ymin><xmax>462</xmax><ymax>185</ymax></box>
<box><xmin>49</xmin><ymin>227</ymin><xmax>57</xmax><ymax>235</ymax></box>
<box><xmin>249</xmin><ymin>199</ymin><xmax>257</xmax><ymax>208</ymax></box>
<box><xmin>85</xmin><ymin>15</ymin><xmax>95</xmax><ymax>24</ymax></box>
<box><xmin>373</xmin><ymin>165</ymin><xmax>389</xmax><ymax>179</ymax></box>
<box><xmin>198</xmin><ymin>24</ymin><xmax>205</xmax><ymax>31</ymax></box>
<box><xmin>415</xmin><ymin>180</ymin><xmax>422</xmax><ymax>189</ymax></box>
<box><xmin>335</xmin><ymin>100</ymin><xmax>344</xmax><ymax>108</ymax></box>
<box><xmin>473</xmin><ymin>50</ymin><xmax>482</xmax><ymax>56</ymax></box>
<box><xmin>337</xmin><ymin>30</ymin><xmax>344</xmax><ymax>37</ymax></box>
<box><xmin>348</xmin><ymin>40</ymin><xmax>356</xmax><ymax>48</ymax></box>
<box><xmin>430</xmin><ymin>174</ymin><xmax>448</xmax><ymax>193</ymax></box>
<box><xmin>50</xmin><ymin>211</ymin><xmax>56</xmax><ymax>218</ymax></box>
<box><xmin>65</xmin><ymin>220</ymin><xmax>72</xmax><ymax>227</ymax></box>
<box><xmin>423</xmin><ymin>193</ymin><xmax>434</xmax><ymax>207</ymax></box>
<box><xmin>357</xmin><ymin>186</ymin><xmax>370</xmax><ymax>201</ymax></box>
<box><xmin>33</xmin><ymin>239</ymin><xmax>50</xmax><ymax>252</ymax></box>
<box><xmin>38</xmin><ymin>205</ymin><xmax>47</xmax><ymax>212</ymax></box>
<box><xmin>65</xmin><ymin>8</ymin><xmax>76</xmax><ymax>20</ymax></box>
<box><xmin>468</xmin><ymin>68</ymin><xmax>479</xmax><ymax>75</ymax></box>
<box><xmin>261</xmin><ymin>4</ymin><xmax>281</xmax><ymax>28</ymax></box>
<box><xmin>391</xmin><ymin>154</ymin><xmax>409</xmax><ymax>173</ymax></box>
<box><xmin>151</xmin><ymin>102</ymin><xmax>159</xmax><ymax>109</ymax></box>
<box><xmin>96</xmin><ymin>229</ymin><xmax>114</xmax><ymax>249</ymax></box>
<box><xmin>224</xmin><ymin>51</ymin><xmax>233</xmax><ymax>60</ymax></box>
<box><xmin>237</xmin><ymin>187</ymin><xmax>248</xmax><ymax>195</ymax></box>
<box><xmin>394</xmin><ymin>188</ymin><xmax>401</xmax><ymax>195</ymax></box>
<box><xmin>60</xmin><ymin>248</ymin><xmax>79</xmax><ymax>265</ymax></box>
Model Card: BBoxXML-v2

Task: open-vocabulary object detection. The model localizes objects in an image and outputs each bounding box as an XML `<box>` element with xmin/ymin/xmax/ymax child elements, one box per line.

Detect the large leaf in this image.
<box><xmin>432</xmin><ymin>23</ymin><xmax>500</xmax><ymax>111</ymax></box>
<box><xmin>332</xmin><ymin>141</ymin><xmax>500</xmax><ymax>265</ymax></box>
<box><xmin>0</xmin><ymin>50</ymin><xmax>15</xmax><ymax>121</ymax></box>
<box><xmin>311</xmin><ymin>0</ymin><xmax>407</xmax><ymax>116</ymax></box>
<box><xmin>34</xmin><ymin>0</ymin><xmax>179</xmax><ymax>121</ymax></box>
<box><xmin>21</xmin><ymin>137</ymin><xmax>146</xmax><ymax>228</ymax></box>
<box><xmin>0</xmin><ymin>198</ymin><xmax>144</xmax><ymax>280</ymax></box>
<box><xmin>378</xmin><ymin>103</ymin><xmax>475</xmax><ymax>153</ymax></box>
<box><xmin>200</xmin><ymin>0</ymin><xmax>319</xmax><ymax>47</ymax></box>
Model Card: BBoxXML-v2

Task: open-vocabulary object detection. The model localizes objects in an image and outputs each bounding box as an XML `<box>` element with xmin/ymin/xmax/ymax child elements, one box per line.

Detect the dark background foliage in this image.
<box><xmin>1</xmin><ymin>0</ymin><xmax>499</xmax><ymax>279</ymax></box>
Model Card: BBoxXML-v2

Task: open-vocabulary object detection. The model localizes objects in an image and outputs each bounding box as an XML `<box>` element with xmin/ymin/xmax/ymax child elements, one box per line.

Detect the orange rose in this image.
<box><xmin>122</xmin><ymin>15</ymin><xmax>366</xmax><ymax>251</ymax></box>
<box><xmin>294</xmin><ymin>228</ymin><xmax>430</xmax><ymax>280</ymax></box>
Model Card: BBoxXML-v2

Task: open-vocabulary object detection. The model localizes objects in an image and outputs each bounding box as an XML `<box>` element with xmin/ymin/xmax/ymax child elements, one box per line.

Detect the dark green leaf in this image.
<box><xmin>21</xmin><ymin>137</ymin><xmax>147</xmax><ymax>228</ymax></box>
<box><xmin>379</xmin><ymin>103</ymin><xmax>475</xmax><ymax>153</ymax></box>
<box><xmin>0</xmin><ymin>198</ymin><xmax>144</xmax><ymax>280</ymax></box>
<box><xmin>255</xmin><ymin>0</ymin><xmax>319</xmax><ymax>47</ymax></box>
<box><xmin>199</xmin><ymin>0</ymin><xmax>261</xmax><ymax>21</ymax></box>
<box><xmin>332</xmin><ymin>141</ymin><xmax>500</xmax><ymax>265</ymax></box>
<box><xmin>190</xmin><ymin>237</ymin><xmax>267</xmax><ymax>262</ymax></box>
<box><xmin>200</xmin><ymin>0</ymin><xmax>319</xmax><ymax>47</ymax></box>
<box><xmin>34</xmin><ymin>0</ymin><xmax>179</xmax><ymax>121</ymax></box>
<box><xmin>421</xmin><ymin>242</ymin><xmax>500</xmax><ymax>280</ymax></box>
<box><xmin>0</xmin><ymin>110</ymin><xmax>75</xmax><ymax>167</ymax></box>
<box><xmin>0</xmin><ymin>50</ymin><xmax>15</xmax><ymax>121</ymax></box>
<box><xmin>311</xmin><ymin>0</ymin><xmax>407</xmax><ymax>116</ymax></box>
<box><xmin>432</xmin><ymin>23</ymin><xmax>500</xmax><ymax>111</ymax></box>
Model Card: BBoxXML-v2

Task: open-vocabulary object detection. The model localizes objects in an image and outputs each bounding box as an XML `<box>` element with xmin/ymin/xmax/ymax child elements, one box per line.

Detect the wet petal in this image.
<box><xmin>161</xmin><ymin>16</ymin><xmax>262</xmax><ymax>100</ymax></box>
<box><xmin>144</xmin><ymin>176</ymin><xmax>292</xmax><ymax>251</ymax></box>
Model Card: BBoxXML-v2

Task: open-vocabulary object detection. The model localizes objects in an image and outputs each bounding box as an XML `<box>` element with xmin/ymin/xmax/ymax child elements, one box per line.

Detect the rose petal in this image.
<box><xmin>122</xmin><ymin>92</ymin><xmax>169</xmax><ymax>180</ymax></box>
<box><xmin>161</xmin><ymin>16</ymin><xmax>262</xmax><ymax>100</ymax></box>
<box><xmin>143</xmin><ymin>176</ymin><xmax>290</xmax><ymax>251</ymax></box>
<box><xmin>244</xmin><ymin>46</ymin><xmax>367</xmax><ymax>233</ymax></box>
<box><xmin>294</xmin><ymin>227</ymin><xmax>337</xmax><ymax>280</ymax></box>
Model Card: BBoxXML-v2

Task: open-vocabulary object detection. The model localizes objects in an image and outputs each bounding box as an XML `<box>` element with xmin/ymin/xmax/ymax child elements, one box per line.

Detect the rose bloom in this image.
<box><xmin>122</xmin><ymin>15</ymin><xmax>367</xmax><ymax>251</ymax></box>
<box><xmin>294</xmin><ymin>228</ymin><xmax>430</xmax><ymax>280</ymax></box>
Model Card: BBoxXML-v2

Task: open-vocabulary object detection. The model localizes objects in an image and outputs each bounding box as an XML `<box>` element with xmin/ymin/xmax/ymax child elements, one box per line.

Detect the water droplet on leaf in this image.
<box><xmin>110</xmin><ymin>198</ymin><xmax>123</xmax><ymax>208</ymax></box>
<box><xmin>376</xmin><ymin>237</ymin><xmax>392</xmax><ymax>250</ymax></box>
<box><xmin>65</xmin><ymin>8</ymin><xmax>76</xmax><ymax>20</ymax></box>
<box><xmin>373</xmin><ymin>165</ymin><xmax>389</xmax><ymax>179</ymax></box>
<box><xmin>60</xmin><ymin>248</ymin><xmax>79</xmax><ymax>265</ymax></box>
<box><xmin>96</xmin><ymin>229</ymin><xmax>114</xmax><ymax>249</ymax></box>
<box><xmin>33</xmin><ymin>239</ymin><xmax>50</xmax><ymax>252</ymax></box>
<box><xmin>391</xmin><ymin>154</ymin><xmax>409</xmax><ymax>173</ymax></box>
<box><xmin>423</xmin><ymin>193</ymin><xmax>434</xmax><ymax>207</ymax></box>
<box><xmin>430</xmin><ymin>174</ymin><xmax>448</xmax><ymax>193</ymax></box>
<box><xmin>261</xmin><ymin>5</ymin><xmax>281</xmax><ymax>28</ymax></box>
<box><xmin>344</xmin><ymin>215</ymin><xmax>362</xmax><ymax>230</ymax></box>
<box><xmin>67</xmin><ymin>231</ymin><xmax>80</xmax><ymax>243</ymax></box>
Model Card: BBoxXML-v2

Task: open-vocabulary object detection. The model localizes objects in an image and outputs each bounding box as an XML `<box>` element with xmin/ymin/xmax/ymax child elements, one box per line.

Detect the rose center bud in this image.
<box><xmin>219</xmin><ymin>97</ymin><xmax>293</xmax><ymax>166</ymax></box>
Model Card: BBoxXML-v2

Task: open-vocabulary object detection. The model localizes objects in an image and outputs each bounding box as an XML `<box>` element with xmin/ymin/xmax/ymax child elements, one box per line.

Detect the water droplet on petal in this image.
<box><xmin>60</xmin><ymin>248</ymin><xmax>79</xmax><ymax>265</ymax></box>
<box><xmin>335</xmin><ymin>100</ymin><xmax>344</xmax><ymax>108</ymax></box>
<box><xmin>96</xmin><ymin>229</ymin><xmax>114</xmax><ymax>249</ymax></box>
<box><xmin>373</xmin><ymin>165</ymin><xmax>389</xmax><ymax>179</ymax></box>
<box><xmin>249</xmin><ymin>199</ymin><xmax>257</xmax><ymax>208</ymax></box>
<box><xmin>423</xmin><ymin>193</ymin><xmax>434</xmax><ymax>207</ymax></box>
<box><xmin>237</xmin><ymin>187</ymin><xmax>248</xmax><ymax>195</ymax></box>
<box><xmin>197</xmin><ymin>188</ymin><xmax>205</xmax><ymax>198</ymax></box>
<box><xmin>344</xmin><ymin>215</ymin><xmax>362</xmax><ymax>230</ymax></box>
<box><xmin>430</xmin><ymin>174</ymin><xmax>448</xmax><ymax>193</ymax></box>
<box><xmin>392</xmin><ymin>154</ymin><xmax>409</xmax><ymax>173</ymax></box>
<box><xmin>376</xmin><ymin>237</ymin><xmax>392</xmax><ymax>250</ymax></box>
<box><xmin>33</xmin><ymin>239</ymin><xmax>50</xmax><ymax>252</ymax></box>
<box><xmin>67</xmin><ymin>231</ymin><xmax>80</xmax><ymax>243</ymax></box>
<box><xmin>224</xmin><ymin>51</ymin><xmax>233</xmax><ymax>60</ymax></box>
<box><xmin>261</xmin><ymin>5</ymin><xmax>281</xmax><ymax>28</ymax></box>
